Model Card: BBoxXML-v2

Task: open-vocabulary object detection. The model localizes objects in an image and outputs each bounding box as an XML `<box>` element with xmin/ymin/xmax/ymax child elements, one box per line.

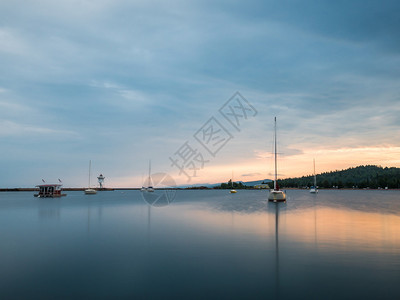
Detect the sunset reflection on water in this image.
<box><xmin>1</xmin><ymin>189</ymin><xmax>399</xmax><ymax>299</ymax></box>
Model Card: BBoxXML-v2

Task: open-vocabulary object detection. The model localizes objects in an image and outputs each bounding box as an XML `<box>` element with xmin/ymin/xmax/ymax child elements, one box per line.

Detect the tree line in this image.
<box><xmin>277</xmin><ymin>165</ymin><xmax>400</xmax><ymax>189</ymax></box>
<box><xmin>215</xmin><ymin>179</ymin><xmax>251</xmax><ymax>189</ymax></box>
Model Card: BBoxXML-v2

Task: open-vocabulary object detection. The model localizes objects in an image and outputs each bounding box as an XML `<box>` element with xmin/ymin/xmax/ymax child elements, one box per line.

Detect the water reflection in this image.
<box><xmin>38</xmin><ymin>198</ymin><xmax>61</xmax><ymax>220</ymax></box>
<box><xmin>1</xmin><ymin>190</ymin><xmax>399</xmax><ymax>299</ymax></box>
<box><xmin>147</xmin><ymin>204</ymin><xmax>151</xmax><ymax>242</ymax></box>
<box><xmin>87</xmin><ymin>201</ymin><xmax>103</xmax><ymax>233</ymax></box>
<box><xmin>273</xmin><ymin>201</ymin><xmax>283</xmax><ymax>299</ymax></box>
<box><xmin>200</xmin><ymin>190</ymin><xmax>400</xmax><ymax>255</ymax></box>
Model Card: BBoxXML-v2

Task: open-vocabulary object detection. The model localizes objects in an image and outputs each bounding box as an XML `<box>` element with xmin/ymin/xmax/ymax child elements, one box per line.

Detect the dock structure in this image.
<box><xmin>34</xmin><ymin>184</ymin><xmax>66</xmax><ymax>197</ymax></box>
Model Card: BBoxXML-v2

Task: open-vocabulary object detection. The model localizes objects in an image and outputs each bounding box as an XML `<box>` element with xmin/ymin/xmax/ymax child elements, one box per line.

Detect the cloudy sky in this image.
<box><xmin>1</xmin><ymin>0</ymin><xmax>399</xmax><ymax>187</ymax></box>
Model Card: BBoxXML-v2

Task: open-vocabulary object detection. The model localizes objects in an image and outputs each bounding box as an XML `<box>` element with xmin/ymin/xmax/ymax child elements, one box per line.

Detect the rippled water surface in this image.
<box><xmin>1</xmin><ymin>189</ymin><xmax>399</xmax><ymax>299</ymax></box>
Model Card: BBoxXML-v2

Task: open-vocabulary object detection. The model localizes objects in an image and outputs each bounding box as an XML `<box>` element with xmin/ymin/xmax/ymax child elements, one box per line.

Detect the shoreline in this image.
<box><xmin>1</xmin><ymin>188</ymin><xmax>399</xmax><ymax>192</ymax></box>
<box><xmin>0</xmin><ymin>188</ymin><xmax>116</xmax><ymax>192</ymax></box>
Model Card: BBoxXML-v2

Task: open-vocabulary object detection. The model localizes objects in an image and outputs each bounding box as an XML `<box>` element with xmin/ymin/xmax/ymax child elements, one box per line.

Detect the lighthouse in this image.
<box><xmin>97</xmin><ymin>174</ymin><xmax>105</xmax><ymax>189</ymax></box>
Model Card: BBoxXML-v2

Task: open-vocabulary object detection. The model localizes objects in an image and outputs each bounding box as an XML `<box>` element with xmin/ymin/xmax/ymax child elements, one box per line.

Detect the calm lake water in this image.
<box><xmin>0</xmin><ymin>189</ymin><xmax>399</xmax><ymax>299</ymax></box>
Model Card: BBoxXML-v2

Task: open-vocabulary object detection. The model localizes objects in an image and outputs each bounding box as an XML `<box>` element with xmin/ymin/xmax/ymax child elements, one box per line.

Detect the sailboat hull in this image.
<box><xmin>84</xmin><ymin>189</ymin><xmax>97</xmax><ymax>194</ymax></box>
<box><xmin>85</xmin><ymin>160</ymin><xmax>97</xmax><ymax>195</ymax></box>
<box><xmin>268</xmin><ymin>190</ymin><xmax>286</xmax><ymax>202</ymax></box>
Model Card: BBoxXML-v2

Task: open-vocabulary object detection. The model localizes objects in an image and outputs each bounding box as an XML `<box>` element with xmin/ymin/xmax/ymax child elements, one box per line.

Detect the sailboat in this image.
<box><xmin>84</xmin><ymin>160</ymin><xmax>97</xmax><ymax>195</ymax></box>
<box><xmin>140</xmin><ymin>173</ymin><xmax>146</xmax><ymax>191</ymax></box>
<box><xmin>230</xmin><ymin>171</ymin><xmax>237</xmax><ymax>193</ymax></box>
<box><xmin>310</xmin><ymin>159</ymin><xmax>318</xmax><ymax>193</ymax></box>
<box><xmin>268</xmin><ymin>117</ymin><xmax>286</xmax><ymax>202</ymax></box>
<box><xmin>146</xmin><ymin>160</ymin><xmax>154</xmax><ymax>192</ymax></box>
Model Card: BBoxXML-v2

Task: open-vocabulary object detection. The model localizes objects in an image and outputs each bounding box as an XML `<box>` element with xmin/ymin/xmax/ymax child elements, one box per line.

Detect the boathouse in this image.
<box><xmin>34</xmin><ymin>184</ymin><xmax>66</xmax><ymax>197</ymax></box>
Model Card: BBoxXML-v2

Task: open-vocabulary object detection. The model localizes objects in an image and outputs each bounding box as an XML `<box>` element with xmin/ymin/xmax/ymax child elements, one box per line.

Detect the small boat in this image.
<box><xmin>84</xmin><ymin>160</ymin><xmax>97</xmax><ymax>195</ymax></box>
<box><xmin>310</xmin><ymin>159</ymin><xmax>318</xmax><ymax>194</ymax></box>
<box><xmin>85</xmin><ymin>188</ymin><xmax>97</xmax><ymax>195</ymax></box>
<box><xmin>34</xmin><ymin>184</ymin><xmax>66</xmax><ymax>198</ymax></box>
<box><xmin>268</xmin><ymin>117</ymin><xmax>286</xmax><ymax>202</ymax></box>
<box><xmin>230</xmin><ymin>171</ymin><xmax>237</xmax><ymax>193</ymax></box>
<box><xmin>140</xmin><ymin>173</ymin><xmax>146</xmax><ymax>191</ymax></box>
<box><xmin>146</xmin><ymin>160</ymin><xmax>154</xmax><ymax>192</ymax></box>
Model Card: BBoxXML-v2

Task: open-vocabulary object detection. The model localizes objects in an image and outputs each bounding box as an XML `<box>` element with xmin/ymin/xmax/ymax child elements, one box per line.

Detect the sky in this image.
<box><xmin>1</xmin><ymin>0</ymin><xmax>399</xmax><ymax>187</ymax></box>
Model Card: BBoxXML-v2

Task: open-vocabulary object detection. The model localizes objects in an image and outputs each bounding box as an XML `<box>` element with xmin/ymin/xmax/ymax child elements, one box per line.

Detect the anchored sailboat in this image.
<box><xmin>84</xmin><ymin>160</ymin><xmax>97</xmax><ymax>195</ymax></box>
<box><xmin>140</xmin><ymin>173</ymin><xmax>146</xmax><ymax>191</ymax></box>
<box><xmin>230</xmin><ymin>171</ymin><xmax>237</xmax><ymax>193</ymax></box>
<box><xmin>268</xmin><ymin>117</ymin><xmax>286</xmax><ymax>202</ymax></box>
<box><xmin>146</xmin><ymin>160</ymin><xmax>154</xmax><ymax>192</ymax></box>
<box><xmin>310</xmin><ymin>159</ymin><xmax>318</xmax><ymax>193</ymax></box>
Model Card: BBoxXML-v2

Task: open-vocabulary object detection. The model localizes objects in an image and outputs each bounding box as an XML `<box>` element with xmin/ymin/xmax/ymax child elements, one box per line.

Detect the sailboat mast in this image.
<box><xmin>148</xmin><ymin>160</ymin><xmax>152</xmax><ymax>187</ymax></box>
<box><xmin>274</xmin><ymin>117</ymin><xmax>277</xmax><ymax>190</ymax></box>
<box><xmin>313</xmin><ymin>159</ymin><xmax>316</xmax><ymax>187</ymax></box>
<box><xmin>88</xmin><ymin>160</ymin><xmax>91</xmax><ymax>188</ymax></box>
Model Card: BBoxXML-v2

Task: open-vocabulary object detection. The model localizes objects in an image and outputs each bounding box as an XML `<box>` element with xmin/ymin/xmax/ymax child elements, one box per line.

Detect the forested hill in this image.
<box><xmin>278</xmin><ymin>165</ymin><xmax>400</xmax><ymax>189</ymax></box>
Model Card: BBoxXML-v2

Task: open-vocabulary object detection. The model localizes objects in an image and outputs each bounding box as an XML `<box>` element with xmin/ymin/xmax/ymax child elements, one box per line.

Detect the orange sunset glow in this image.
<box><xmin>159</xmin><ymin>206</ymin><xmax>400</xmax><ymax>255</ymax></box>
<box><xmin>111</xmin><ymin>145</ymin><xmax>400</xmax><ymax>187</ymax></box>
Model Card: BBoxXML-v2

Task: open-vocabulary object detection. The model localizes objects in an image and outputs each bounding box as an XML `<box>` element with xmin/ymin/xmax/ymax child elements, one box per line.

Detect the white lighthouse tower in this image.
<box><xmin>97</xmin><ymin>174</ymin><xmax>105</xmax><ymax>189</ymax></box>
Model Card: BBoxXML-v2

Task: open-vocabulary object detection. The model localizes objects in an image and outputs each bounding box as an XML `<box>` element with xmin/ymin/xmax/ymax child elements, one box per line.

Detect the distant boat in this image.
<box><xmin>230</xmin><ymin>171</ymin><xmax>237</xmax><ymax>193</ymax></box>
<box><xmin>146</xmin><ymin>160</ymin><xmax>154</xmax><ymax>192</ymax></box>
<box><xmin>268</xmin><ymin>117</ymin><xmax>286</xmax><ymax>202</ymax></box>
<box><xmin>310</xmin><ymin>159</ymin><xmax>318</xmax><ymax>194</ymax></box>
<box><xmin>140</xmin><ymin>173</ymin><xmax>146</xmax><ymax>191</ymax></box>
<box><xmin>84</xmin><ymin>160</ymin><xmax>97</xmax><ymax>195</ymax></box>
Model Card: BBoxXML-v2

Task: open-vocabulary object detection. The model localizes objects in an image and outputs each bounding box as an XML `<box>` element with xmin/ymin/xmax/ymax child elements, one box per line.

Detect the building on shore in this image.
<box><xmin>254</xmin><ymin>183</ymin><xmax>270</xmax><ymax>189</ymax></box>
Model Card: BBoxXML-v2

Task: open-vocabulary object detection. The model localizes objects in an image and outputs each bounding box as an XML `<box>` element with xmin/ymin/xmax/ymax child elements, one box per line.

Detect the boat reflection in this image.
<box><xmin>269</xmin><ymin>201</ymin><xmax>286</xmax><ymax>299</ymax></box>
<box><xmin>37</xmin><ymin>198</ymin><xmax>61</xmax><ymax>220</ymax></box>
<box><xmin>204</xmin><ymin>194</ymin><xmax>400</xmax><ymax>255</ymax></box>
<box><xmin>87</xmin><ymin>201</ymin><xmax>103</xmax><ymax>233</ymax></box>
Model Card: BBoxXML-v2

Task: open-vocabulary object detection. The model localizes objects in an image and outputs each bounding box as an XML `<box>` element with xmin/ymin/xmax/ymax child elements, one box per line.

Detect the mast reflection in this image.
<box><xmin>87</xmin><ymin>201</ymin><xmax>103</xmax><ymax>234</ymax></box>
<box><xmin>147</xmin><ymin>204</ymin><xmax>151</xmax><ymax>243</ymax></box>
<box><xmin>270</xmin><ymin>201</ymin><xmax>285</xmax><ymax>299</ymax></box>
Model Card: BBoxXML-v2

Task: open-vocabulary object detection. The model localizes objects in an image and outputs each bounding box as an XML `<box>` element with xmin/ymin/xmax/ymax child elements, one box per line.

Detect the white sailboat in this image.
<box><xmin>84</xmin><ymin>160</ymin><xmax>97</xmax><ymax>195</ymax></box>
<box><xmin>230</xmin><ymin>171</ymin><xmax>237</xmax><ymax>193</ymax></box>
<box><xmin>268</xmin><ymin>117</ymin><xmax>286</xmax><ymax>202</ymax></box>
<box><xmin>140</xmin><ymin>173</ymin><xmax>146</xmax><ymax>191</ymax></box>
<box><xmin>310</xmin><ymin>159</ymin><xmax>318</xmax><ymax>193</ymax></box>
<box><xmin>146</xmin><ymin>160</ymin><xmax>154</xmax><ymax>192</ymax></box>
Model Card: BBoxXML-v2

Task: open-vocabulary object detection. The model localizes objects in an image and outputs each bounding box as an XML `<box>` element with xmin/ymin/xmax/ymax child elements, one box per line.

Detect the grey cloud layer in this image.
<box><xmin>0</xmin><ymin>0</ymin><xmax>399</xmax><ymax>186</ymax></box>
